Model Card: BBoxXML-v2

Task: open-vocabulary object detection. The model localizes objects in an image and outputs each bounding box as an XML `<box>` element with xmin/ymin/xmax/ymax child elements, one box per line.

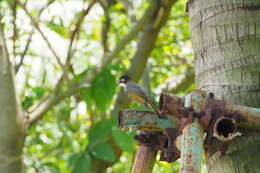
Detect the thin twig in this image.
<box><xmin>100</xmin><ymin>1</ymin><xmax>111</xmax><ymax>54</ymax></box>
<box><xmin>24</xmin><ymin>0</ymin><xmax>29</xmax><ymax>6</ymax></box>
<box><xmin>15</xmin><ymin>29</ymin><xmax>34</xmax><ymax>72</ymax></box>
<box><xmin>16</xmin><ymin>0</ymin><xmax>56</xmax><ymax>73</ymax></box>
<box><xmin>64</xmin><ymin>0</ymin><xmax>97</xmax><ymax>71</ymax></box>
<box><xmin>78</xmin><ymin>1</ymin><xmax>157</xmax><ymax>86</ymax></box>
<box><xmin>28</xmin><ymin>0</ymin><xmax>97</xmax><ymax>110</ymax></box>
<box><xmin>11</xmin><ymin>0</ymin><xmax>17</xmax><ymax>60</ymax></box>
<box><xmin>17</xmin><ymin>0</ymin><xmax>67</xmax><ymax>75</ymax></box>
<box><xmin>161</xmin><ymin>66</ymin><xmax>195</xmax><ymax>93</ymax></box>
<box><xmin>26</xmin><ymin>0</ymin><xmax>153</xmax><ymax>127</ymax></box>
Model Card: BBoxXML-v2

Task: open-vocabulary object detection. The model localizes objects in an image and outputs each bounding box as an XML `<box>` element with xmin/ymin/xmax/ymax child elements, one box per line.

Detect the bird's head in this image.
<box><xmin>118</xmin><ymin>75</ymin><xmax>131</xmax><ymax>87</ymax></box>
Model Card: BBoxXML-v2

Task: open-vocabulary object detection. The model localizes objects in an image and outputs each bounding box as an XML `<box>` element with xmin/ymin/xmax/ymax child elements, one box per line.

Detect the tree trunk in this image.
<box><xmin>0</xmin><ymin>29</ymin><xmax>25</xmax><ymax>172</ymax></box>
<box><xmin>188</xmin><ymin>0</ymin><xmax>260</xmax><ymax>172</ymax></box>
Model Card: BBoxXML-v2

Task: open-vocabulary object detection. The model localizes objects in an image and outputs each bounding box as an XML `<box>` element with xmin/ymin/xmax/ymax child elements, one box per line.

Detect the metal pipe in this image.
<box><xmin>213</xmin><ymin>116</ymin><xmax>241</xmax><ymax>142</ymax></box>
<box><xmin>159</xmin><ymin>93</ymin><xmax>185</xmax><ymax>117</ymax></box>
<box><xmin>118</xmin><ymin>110</ymin><xmax>180</xmax><ymax>131</ymax></box>
<box><xmin>180</xmin><ymin>90</ymin><xmax>206</xmax><ymax>173</ymax></box>
<box><xmin>224</xmin><ymin>104</ymin><xmax>260</xmax><ymax>130</ymax></box>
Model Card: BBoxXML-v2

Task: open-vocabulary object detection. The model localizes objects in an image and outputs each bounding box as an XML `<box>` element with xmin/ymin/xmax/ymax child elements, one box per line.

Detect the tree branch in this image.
<box><xmin>160</xmin><ymin>66</ymin><xmax>195</xmax><ymax>93</ymax></box>
<box><xmin>26</xmin><ymin>0</ymin><xmax>154</xmax><ymax>127</ymax></box>
<box><xmin>17</xmin><ymin>0</ymin><xmax>66</xmax><ymax>75</ymax></box>
<box><xmin>76</xmin><ymin>0</ymin><xmax>159</xmax><ymax>87</ymax></box>
<box><xmin>100</xmin><ymin>1</ymin><xmax>112</xmax><ymax>54</ymax></box>
<box><xmin>64</xmin><ymin>0</ymin><xmax>97</xmax><ymax>73</ymax></box>
<box><xmin>15</xmin><ymin>0</ymin><xmax>56</xmax><ymax>73</ymax></box>
<box><xmin>15</xmin><ymin>29</ymin><xmax>34</xmax><ymax>73</ymax></box>
<box><xmin>26</xmin><ymin>89</ymin><xmax>62</xmax><ymax>125</ymax></box>
<box><xmin>142</xmin><ymin>63</ymin><xmax>152</xmax><ymax>94</ymax></box>
<box><xmin>11</xmin><ymin>0</ymin><xmax>17</xmax><ymax>60</ymax></box>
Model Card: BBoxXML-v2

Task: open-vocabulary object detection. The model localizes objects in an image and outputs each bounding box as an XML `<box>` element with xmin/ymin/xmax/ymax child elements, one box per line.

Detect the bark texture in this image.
<box><xmin>0</xmin><ymin>30</ymin><xmax>24</xmax><ymax>172</ymax></box>
<box><xmin>188</xmin><ymin>0</ymin><xmax>260</xmax><ymax>172</ymax></box>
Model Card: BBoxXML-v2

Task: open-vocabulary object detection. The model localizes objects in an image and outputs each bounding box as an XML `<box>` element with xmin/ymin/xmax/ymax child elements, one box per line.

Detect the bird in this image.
<box><xmin>118</xmin><ymin>75</ymin><xmax>161</xmax><ymax>119</ymax></box>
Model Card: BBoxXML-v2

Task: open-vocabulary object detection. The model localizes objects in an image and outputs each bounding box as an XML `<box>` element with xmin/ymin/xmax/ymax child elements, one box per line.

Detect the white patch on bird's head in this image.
<box><xmin>120</xmin><ymin>78</ymin><xmax>125</xmax><ymax>83</ymax></box>
<box><xmin>118</xmin><ymin>75</ymin><xmax>131</xmax><ymax>85</ymax></box>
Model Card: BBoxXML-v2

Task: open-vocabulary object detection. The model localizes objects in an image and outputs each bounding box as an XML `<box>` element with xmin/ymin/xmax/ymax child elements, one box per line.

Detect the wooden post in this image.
<box><xmin>132</xmin><ymin>145</ymin><xmax>157</xmax><ymax>173</ymax></box>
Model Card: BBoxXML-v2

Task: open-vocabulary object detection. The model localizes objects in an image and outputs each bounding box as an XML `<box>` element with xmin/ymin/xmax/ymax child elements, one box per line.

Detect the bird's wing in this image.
<box><xmin>125</xmin><ymin>83</ymin><xmax>149</xmax><ymax>99</ymax></box>
<box><xmin>124</xmin><ymin>83</ymin><xmax>149</xmax><ymax>105</ymax></box>
<box><xmin>125</xmin><ymin>82</ymin><xmax>160</xmax><ymax>118</ymax></box>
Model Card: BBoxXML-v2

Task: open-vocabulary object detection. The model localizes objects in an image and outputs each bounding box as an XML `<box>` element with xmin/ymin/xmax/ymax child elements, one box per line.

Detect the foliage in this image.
<box><xmin>0</xmin><ymin>0</ymin><xmax>195</xmax><ymax>172</ymax></box>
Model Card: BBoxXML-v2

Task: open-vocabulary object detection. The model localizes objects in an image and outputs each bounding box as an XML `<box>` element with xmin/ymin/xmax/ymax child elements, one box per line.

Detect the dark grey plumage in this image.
<box><xmin>118</xmin><ymin>75</ymin><xmax>160</xmax><ymax>118</ymax></box>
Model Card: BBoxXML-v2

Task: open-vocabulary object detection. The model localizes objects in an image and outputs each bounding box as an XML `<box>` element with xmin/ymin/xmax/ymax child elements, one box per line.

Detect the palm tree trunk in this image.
<box><xmin>188</xmin><ymin>0</ymin><xmax>260</xmax><ymax>172</ymax></box>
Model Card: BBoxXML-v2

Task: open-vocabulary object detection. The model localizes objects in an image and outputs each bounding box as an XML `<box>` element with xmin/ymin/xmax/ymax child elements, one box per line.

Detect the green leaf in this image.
<box><xmin>88</xmin><ymin>118</ymin><xmax>116</xmax><ymax>144</ymax></box>
<box><xmin>76</xmin><ymin>70</ymin><xmax>94</xmax><ymax>111</ymax></box>
<box><xmin>73</xmin><ymin>69</ymin><xmax>89</xmax><ymax>83</ymax></box>
<box><xmin>22</xmin><ymin>96</ymin><xmax>34</xmax><ymax>110</ymax></box>
<box><xmin>91</xmin><ymin>68</ymin><xmax>116</xmax><ymax>110</ymax></box>
<box><xmin>88</xmin><ymin>121</ymin><xmax>109</xmax><ymax>144</ymax></box>
<box><xmin>79</xmin><ymin>87</ymin><xmax>93</xmax><ymax>111</ymax></box>
<box><xmin>39</xmin><ymin>162</ymin><xmax>60</xmax><ymax>173</ymax></box>
<box><xmin>72</xmin><ymin>153</ymin><xmax>91</xmax><ymax>173</ymax></box>
<box><xmin>32</xmin><ymin>86</ymin><xmax>47</xmax><ymax>99</ymax></box>
<box><xmin>68</xmin><ymin>153</ymin><xmax>79</xmax><ymax>168</ymax></box>
<box><xmin>112</xmin><ymin>130</ymin><xmax>135</xmax><ymax>153</ymax></box>
<box><xmin>90</xmin><ymin>142</ymin><xmax>116</xmax><ymax>162</ymax></box>
<box><xmin>56</xmin><ymin>103</ymin><xmax>71</xmax><ymax>122</ymax></box>
<box><xmin>45</xmin><ymin>21</ymin><xmax>70</xmax><ymax>38</ymax></box>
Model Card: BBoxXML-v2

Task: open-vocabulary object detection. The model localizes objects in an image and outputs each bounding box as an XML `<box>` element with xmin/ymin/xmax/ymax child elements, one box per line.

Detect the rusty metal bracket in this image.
<box><xmin>133</xmin><ymin>129</ymin><xmax>181</xmax><ymax>163</ymax></box>
<box><xmin>204</xmin><ymin>96</ymin><xmax>225</xmax><ymax>147</ymax></box>
<box><xmin>134</xmin><ymin>131</ymin><xmax>162</xmax><ymax>148</ymax></box>
<box><xmin>159</xmin><ymin>128</ymin><xmax>181</xmax><ymax>163</ymax></box>
<box><xmin>118</xmin><ymin>110</ymin><xmax>180</xmax><ymax>131</ymax></box>
<box><xmin>118</xmin><ymin>89</ymin><xmax>260</xmax><ymax>171</ymax></box>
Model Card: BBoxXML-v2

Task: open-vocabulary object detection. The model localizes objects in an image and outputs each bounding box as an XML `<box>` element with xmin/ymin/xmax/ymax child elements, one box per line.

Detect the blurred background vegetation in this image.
<box><xmin>0</xmin><ymin>0</ymin><xmax>201</xmax><ymax>172</ymax></box>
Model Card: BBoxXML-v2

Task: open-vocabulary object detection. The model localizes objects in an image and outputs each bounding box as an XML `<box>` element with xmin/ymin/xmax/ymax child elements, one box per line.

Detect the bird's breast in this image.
<box><xmin>127</xmin><ymin>92</ymin><xmax>146</xmax><ymax>105</ymax></box>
